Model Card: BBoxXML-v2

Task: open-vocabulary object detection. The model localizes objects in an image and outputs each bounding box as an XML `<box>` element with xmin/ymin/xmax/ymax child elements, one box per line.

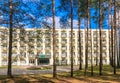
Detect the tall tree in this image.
<box><xmin>70</xmin><ymin>0</ymin><xmax>73</xmax><ymax>77</ymax></box>
<box><xmin>88</xmin><ymin>0</ymin><xmax>93</xmax><ymax>76</ymax></box>
<box><xmin>78</xmin><ymin>0</ymin><xmax>82</xmax><ymax>70</ymax></box>
<box><xmin>85</xmin><ymin>0</ymin><xmax>89</xmax><ymax>75</ymax></box>
<box><xmin>99</xmin><ymin>0</ymin><xmax>103</xmax><ymax>75</ymax></box>
<box><xmin>108</xmin><ymin>0</ymin><xmax>113</xmax><ymax>66</ymax></box>
<box><xmin>113</xmin><ymin>0</ymin><xmax>117</xmax><ymax>75</ymax></box>
<box><xmin>110</xmin><ymin>1</ymin><xmax>114</xmax><ymax>67</ymax></box>
<box><xmin>116</xmin><ymin>2</ymin><xmax>120</xmax><ymax>68</ymax></box>
<box><xmin>91</xmin><ymin>0</ymin><xmax>99</xmax><ymax>66</ymax></box>
<box><xmin>52</xmin><ymin>0</ymin><xmax>57</xmax><ymax>78</ymax></box>
<box><xmin>7</xmin><ymin>0</ymin><xmax>13</xmax><ymax>78</ymax></box>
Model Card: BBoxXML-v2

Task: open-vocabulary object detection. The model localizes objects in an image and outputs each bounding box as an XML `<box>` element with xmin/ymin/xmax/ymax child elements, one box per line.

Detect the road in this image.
<box><xmin>0</xmin><ymin>66</ymin><xmax>79</xmax><ymax>75</ymax></box>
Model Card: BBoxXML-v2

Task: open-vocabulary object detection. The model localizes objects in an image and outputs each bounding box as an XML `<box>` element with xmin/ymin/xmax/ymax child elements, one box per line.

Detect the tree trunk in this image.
<box><xmin>84</xmin><ymin>0</ymin><xmax>89</xmax><ymax>76</ymax></box>
<box><xmin>111</xmin><ymin>1</ymin><xmax>114</xmax><ymax>67</ymax></box>
<box><xmin>7</xmin><ymin>0</ymin><xmax>13</xmax><ymax>78</ymax></box>
<box><xmin>95</xmin><ymin>26</ymin><xmax>98</xmax><ymax>66</ymax></box>
<box><xmin>99</xmin><ymin>0</ymin><xmax>103</xmax><ymax>76</ymax></box>
<box><xmin>117</xmin><ymin>10</ymin><xmax>120</xmax><ymax>68</ymax></box>
<box><xmin>52</xmin><ymin>0</ymin><xmax>56</xmax><ymax>78</ymax></box>
<box><xmin>95</xmin><ymin>12</ymin><xmax>98</xmax><ymax>66</ymax></box>
<box><xmin>88</xmin><ymin>0</ymin><xmax>93</xmax><ymax>76</ymax></box>
<box><xmin>70</xmin><ymin>0</ymin><xmax>73</xmax><ymax>77</ymax></box>
<box><xmin>113</xmin><ymin>0</ymin><xmax>116</xmax><ymax>75</ymax></box>
<box><xmin>78</xmin><ymin>0</ymin><xmax>82</xmax><ymax>70</ymax></box>
<box><xmin>108</xmin><ymin>0</ymin><xmax>112</xmax><ymax>66</ymax></box>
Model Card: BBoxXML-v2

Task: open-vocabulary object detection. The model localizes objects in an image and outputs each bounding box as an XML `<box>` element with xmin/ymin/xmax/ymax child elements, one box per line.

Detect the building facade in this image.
<box><xmin>0</xmin><ymin>27</ymin><xmax>111</xmax><ymax>66</ymax></box>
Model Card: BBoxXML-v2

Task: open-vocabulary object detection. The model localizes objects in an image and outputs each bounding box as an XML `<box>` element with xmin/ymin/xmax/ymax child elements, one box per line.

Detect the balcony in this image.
<box><xmin>28</xmin><ymin>35</ymin><xmax>34</xmax><ymax>39</ymax></box>
<box><xmin>69</xmin><ymin>34</ymin><xmax>75</xmax><ymax>38</ymax></box>
<box><xmin>56</xmin><ymin>39</ymin><xmax>59</xmax><ymax>43</ymax></box>
<box><xmin>56</xmin><ymin>33</ymin><xmax>59</xmax><ymax>37</ymax></box>
<box><xmin>37</xmin><ymin>48</ymin><xmax>42</xmax><ymax>52</ymax></box>
<box><xmin>45</xmin><ymin>50</ymin><xmax>51</xmax><ymax>53</ymax></box>
<box><xmin>61</xmin><ymin>30</ymin><xmax>66</xmax><ymax>33</ymax></box>
<box><xmin>46</xmin><ymin>47</ymin><xmax>51</xmax><ymax>50</ymax></box>
<box><xmin>45</xmin><ymin>40</ymin><xmax>50</xmax><ymax>45</ymax></box>
<box><xmin>2</xmin><ymin>53</ymin><xmax>7</xmax><ymax>56</ymax></box>
<box><xmin>2</xmin><ymin>46</ymin><xmax>7</xmax><ymax>50</ymax></box>
<box><xmin>29</xmin><ymin>54</ymin><xmax>35</xmax><ymax>57</ymax></box>
<box><xmin>12</xmin><ymin>47</ymin><xmax>17</xmax><ymax>52</ymax></box>
<box><xmin>20</xmin><ymin>41</ymin><xmax>25</xmax><ymax>46</ymax></box>
<box><xmin>2</xmin><ymin>41</ymin><xmax>7</xmax><ymax>45</ymax></box>
<box><xmin>45</xmin><ymin>35</ymin><xmax>50</xmax><ymax>38</ymax></box>
<box><xmin>36</xmin><ymin>29</ymin><xmax>42</xmax><ymax>33</ymax></box>
<box><xmin>61</xmin><ymin>46</ymin><xmax>66</xmax><ymax>49</ymax></box>
<box><xmin>36</xmin><ymin>34</ymin><xmax>43</xmax><ymax>38</ymax></box>
<box><xmin>88</xmin><ymin>49</ymin><xmax>91</xmax><ymax>53</ymax></box>
<box><xmin>61</xmin><ymin>34</ymin><xmax>67</xmax><ymax>38</ymax></box>
<box><xmin>94</xmin><ymin>43</ymin><xmax>98</xmax><ymax>47</ymax></box>
<box><xmin>45</xmin><ymin>39</ymin><xmax>51</xmax><ymax>42</ymax></box>
<box><xmin>13</xmin><ymin>34</ymin><xmax>17</xmax><ymax>39</ymax></box>
<box><xmin>102</xmin><ymin>43</ymin><xmax>106</xmax><ymax>47</ymax></box>
<box><xmin>28</xmin><ymin>48</ymin><xmax>34</xmax><ymax>53</ymax></box>
<box><xmin>103</xmin><ymin>46</ymin><xmax>106</xmax><ymax>50</ymax></box>
<box><xmin>61</xmin><ymin>54</ymin><xmax>67</xmax><ymax>57</ymax></box>
<box><xmin>87</xmin><ymin>43</ymin><xmax>91</xmax><ymax>47</ymax></box>
<box><xmin>61</xmin><ymin>49</ymin><xmax>66</xmax><ymax>53</ymax></box>
<box><xmin>102</xmin><ymin>49</ymin><xmax>106</xmax><ymax>53</ymax></box>
<box><xmin>37</xmin><ymin>42</ymin><xmax>42</xmax><ymax>47</ymax></box>
<box><xmin>20</xmin><ymin>47</ymin><xmax>25</xmax><ymax>52</ymax></box>
<box><xmin>61</xmin><ymin>47</ymin><xmax>67</xmax><ymax>50</ymax></box>
<box><xmin>12</xmin><ymin>52</ymin><xmax>17</xmax><ymax>57</ymax></box>
<box><xmin>28</xmin><ymin>41</ymin><xmax>34</xmax><ymax>46</ymax></box>
<box><xmin>2</xmin><ymin>56</ymin><xmax>7</xmax><ymax>61</ymax></box>
<box><xmin>12</xmin><ymin>41</ymin><xmax>17</xmax><ymax>46</ymax></box>
<box><xmin>93</xmin><ymin>37</ymin><xmax>97</xmax><ymax>40</ymax></box>
<box><xmin>61</xmin><ymin>41</ymin><xmax>67</xmax><ymax>44</ymax></box>
<box><xmin>45</xmin><ymin>52</ymin><xmax>51</xmax><ymax>56</ymax></box>
<box><xmin>102</xmin><ymin>37</ymin><xmax>106</xmax><ymax>41</ymax></box>
<box><xmin>2</xmin><ymin>48</ymin><xmax>7</xmax><ymax>52</ymax></box>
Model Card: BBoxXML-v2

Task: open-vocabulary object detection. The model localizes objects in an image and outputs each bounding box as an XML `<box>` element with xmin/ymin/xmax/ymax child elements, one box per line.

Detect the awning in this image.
<box><xmin>37</xmin><ymin>54</ymin><xmax>51</xmax><ymax>58</ymax></box>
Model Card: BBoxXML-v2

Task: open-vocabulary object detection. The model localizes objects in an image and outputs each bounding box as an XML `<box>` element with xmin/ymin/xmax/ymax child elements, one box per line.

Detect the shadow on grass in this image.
<box><xmin>0</xmin><ymin>65</ymin><xmax>120</xmax><ymax>83</ymax></box>
<box><xmin>0</xmin><ymin>75</ymin><xmax>55</xmax><ymax>83</ymax></box>
<box><xmin>58</xmin><ymin>65</ymin><xmax>120</xmax><ymax>83</ymax></box>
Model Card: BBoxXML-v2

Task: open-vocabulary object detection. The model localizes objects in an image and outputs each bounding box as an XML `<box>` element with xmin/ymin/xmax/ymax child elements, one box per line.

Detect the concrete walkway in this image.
<box><xmin>0</xmin><ymin>66</ymin><xmax>79</xmax><ymax>75</ymax></box>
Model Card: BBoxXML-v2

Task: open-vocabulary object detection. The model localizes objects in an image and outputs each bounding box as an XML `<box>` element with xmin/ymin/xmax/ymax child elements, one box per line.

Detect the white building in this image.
<box><xmin>0</xmin><ymin>27</ymin><xmax>111</xmax><ymax>66</ymax></box>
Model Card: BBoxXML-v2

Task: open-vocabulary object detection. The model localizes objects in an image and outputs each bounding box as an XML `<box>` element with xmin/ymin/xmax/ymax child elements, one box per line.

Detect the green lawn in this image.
<box><xmin>0</xmin><ymin>66</ymin><xmax>20</xmax><ymax>69</ymax></box>
<box><xmin>0</xmin><ymin>65</ymin><xmax>120</xmax><ymax>83</ymax></box>
<box><xmin>0</xmin><ymin>66</ymin><xmax>8</xmax><ymax>69</ymax></box>
<box><xmin>27</xmin><ymin>66</ymin><xmax>52</xmax><ymax>70</ymax></box>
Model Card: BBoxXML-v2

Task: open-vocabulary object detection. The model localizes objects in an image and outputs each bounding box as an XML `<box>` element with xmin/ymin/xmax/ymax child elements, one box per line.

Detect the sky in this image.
<box><xmin>0</xmin><ymin>0</ymin><xmax>110</xmax><ymax>29</ymax></box>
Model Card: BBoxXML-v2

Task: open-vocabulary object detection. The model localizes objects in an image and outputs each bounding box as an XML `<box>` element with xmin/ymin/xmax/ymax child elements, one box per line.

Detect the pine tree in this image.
<box><xmin>52</xmin><ymin>0</ymin><xmax>57</xmax><ymax>78</ymax></box>
<box><xmin>7</xmin><ymin>0</ymin><xmax>13</xmax><ymax>78</ymax></box>
<box><xmin>70</xmin><ymin>0</ymin><xmax>73</xmax><ymax>77</ymax></box>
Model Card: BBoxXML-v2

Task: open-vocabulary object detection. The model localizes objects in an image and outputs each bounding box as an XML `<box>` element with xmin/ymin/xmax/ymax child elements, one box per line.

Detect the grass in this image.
<box><xmin>0</xmin><ymin>66</ymin><xmax>8</xmax><ymax>69</ymax></box>
<box><xmin>0</xmin><ymin>65</ymin><xmax>120</xmax><ymax>83</ymax></box>
<box><xmin>27</xmin><ymin>66</ymin><xmax>52</xmax><ymax>70</ymax></box>
<box><xmin>0</xmin><ymin>65</ymin><xmax>22</xmax><ymax>69</ymax></box>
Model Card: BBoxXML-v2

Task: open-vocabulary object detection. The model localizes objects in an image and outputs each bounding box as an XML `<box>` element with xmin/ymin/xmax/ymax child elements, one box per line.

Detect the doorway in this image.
<box><xmin>38</xmin><ymin>58</ymin><xmax>49</xmax><ymax>65</ymax></box>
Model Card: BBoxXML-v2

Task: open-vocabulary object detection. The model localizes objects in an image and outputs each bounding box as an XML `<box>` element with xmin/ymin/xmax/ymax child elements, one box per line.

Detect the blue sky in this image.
<box><xmin>0</xmin><ymin>0</ymin><xmax>109</xmax><ymax>29</ymax></box>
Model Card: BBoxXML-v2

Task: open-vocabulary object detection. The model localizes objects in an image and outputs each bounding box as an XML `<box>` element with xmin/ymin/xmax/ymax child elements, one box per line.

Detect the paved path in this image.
<box><xmin>0</xmin><ymin>66</ymin><xmax>79</xmax><ymax>75</ymax></box>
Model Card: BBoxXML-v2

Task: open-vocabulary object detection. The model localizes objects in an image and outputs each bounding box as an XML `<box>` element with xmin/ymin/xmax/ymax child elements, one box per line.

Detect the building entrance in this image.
<box><xmin>38</xmin><ymin>58</ymin><xmax>49</xmax><ymax>65</ymax></box>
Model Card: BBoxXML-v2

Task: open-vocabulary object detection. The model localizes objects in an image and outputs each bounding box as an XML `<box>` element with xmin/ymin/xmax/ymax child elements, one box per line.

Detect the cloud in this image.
<box><xmin>44</xmin><ymin>16</ymin><xmax>78</xmax><ymax>29</ymax></box>
<box><xmin>68</xmin><ymin>19</ymin><xmax>78</xmax><ymax>29</ymax></box>
<box><xmin>45</xmin><ymin>16</ymin><xmax>61</xmax><ymax>28</ymax></box>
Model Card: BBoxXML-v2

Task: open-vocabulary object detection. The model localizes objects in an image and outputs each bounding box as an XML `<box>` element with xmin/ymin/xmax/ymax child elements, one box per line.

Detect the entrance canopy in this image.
<box><xmin>37</xmin><ymin>54</ymin><xmax>51</xmax><ymax>58</ymax></box>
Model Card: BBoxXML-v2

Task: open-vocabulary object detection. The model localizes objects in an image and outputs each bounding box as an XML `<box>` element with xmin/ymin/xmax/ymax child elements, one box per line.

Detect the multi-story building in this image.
<box><xmin>0</xmin><ymin>27</ymin><xmax>111</xmax><ymax>66</ymax></box>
